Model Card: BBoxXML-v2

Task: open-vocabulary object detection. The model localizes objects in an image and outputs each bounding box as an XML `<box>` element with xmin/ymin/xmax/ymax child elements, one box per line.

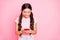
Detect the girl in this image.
<box><xmin>15</xmin><ymin>3</ymin><xmax>37</xmax><ymax>40</ymax></box>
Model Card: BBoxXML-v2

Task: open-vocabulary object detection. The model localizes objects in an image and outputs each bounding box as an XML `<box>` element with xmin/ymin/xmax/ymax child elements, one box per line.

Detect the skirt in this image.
<box><xmin>18</xmin><ymin>34</ymin><xmax>34</xmax><ymax>40</ymax></box>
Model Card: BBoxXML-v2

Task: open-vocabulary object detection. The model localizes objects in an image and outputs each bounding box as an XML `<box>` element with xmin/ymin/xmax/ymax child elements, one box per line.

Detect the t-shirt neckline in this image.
<box><xmin>22</xmin><ymin>17</ymin><xmax>30</xmax><ymax>19</ymax></box>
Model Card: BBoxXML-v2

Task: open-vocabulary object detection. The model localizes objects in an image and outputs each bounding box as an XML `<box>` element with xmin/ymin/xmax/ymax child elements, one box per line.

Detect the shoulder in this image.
<box><xmin>34</xmin><ymin>17</ymin><xmax>37</xmax><ymax>23</ymax></box>
<box><xmin>15</xmin><ymin>17</ymin><xmax>19</xmax><ymax>24</ymax></box>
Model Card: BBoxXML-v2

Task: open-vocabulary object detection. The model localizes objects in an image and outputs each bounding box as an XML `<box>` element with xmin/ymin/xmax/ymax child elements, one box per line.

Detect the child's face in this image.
<box><xmin>22</xmin><ymin>8</ymin><xmax>32</xmax><ymax>18</ymax></box>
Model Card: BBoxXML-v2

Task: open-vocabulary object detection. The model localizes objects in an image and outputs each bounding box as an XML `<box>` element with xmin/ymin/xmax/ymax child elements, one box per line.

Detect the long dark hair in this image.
<box><xmin>18</xmin><ymin>3</ymin><xmax>34</xmax><ymax>31</ymax></box>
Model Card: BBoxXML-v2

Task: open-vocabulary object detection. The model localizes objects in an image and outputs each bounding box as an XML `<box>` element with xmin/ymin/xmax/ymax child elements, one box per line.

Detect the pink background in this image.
<box><xmin>0</xmin><ymin>0</ymin><xmax>60</xmax><ymax>40</ymax></box>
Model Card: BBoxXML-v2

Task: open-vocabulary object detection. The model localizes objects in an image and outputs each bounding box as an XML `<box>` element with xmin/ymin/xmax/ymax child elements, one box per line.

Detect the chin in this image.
<box><xmin>25</xmin><ymin>16</ymin><xmax>29</xmax><ymax>18</ymax></box>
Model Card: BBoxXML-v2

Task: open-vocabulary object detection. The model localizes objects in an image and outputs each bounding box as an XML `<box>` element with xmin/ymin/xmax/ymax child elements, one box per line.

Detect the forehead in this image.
<box><xmin>23</xmin><ymin>8</ymin><xmax>31</xmax><ymax>12</ymax></box>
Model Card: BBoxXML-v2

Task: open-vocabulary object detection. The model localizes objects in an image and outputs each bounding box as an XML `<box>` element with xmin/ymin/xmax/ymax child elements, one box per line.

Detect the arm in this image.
<box><xmin>15</xmin><ymin>23</ymin><xmax>23</xmax><ymax>35</ymax></box>
<box><xmin>30</xmin><ymin>23</ymin><xmax>37</xmax><ymax>35</ymax></box>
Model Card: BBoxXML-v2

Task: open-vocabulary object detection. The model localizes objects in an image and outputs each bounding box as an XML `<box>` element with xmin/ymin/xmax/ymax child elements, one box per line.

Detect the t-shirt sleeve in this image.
<box><xmin>34</xmin><ymin>17</ymin><xmax>37</xmax><ymax>23</ymax></box>
<box><xmin>15</xmin><ymin>17</ymin><xmax>19</xmax><ymax>24</ymax></box>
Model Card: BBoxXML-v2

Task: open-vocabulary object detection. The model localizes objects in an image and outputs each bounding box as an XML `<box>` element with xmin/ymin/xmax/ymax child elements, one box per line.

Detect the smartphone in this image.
<box><xmin>24</xmin><ymin>28</ymin><xmax>30</xmax><ymax>31</ymax></box>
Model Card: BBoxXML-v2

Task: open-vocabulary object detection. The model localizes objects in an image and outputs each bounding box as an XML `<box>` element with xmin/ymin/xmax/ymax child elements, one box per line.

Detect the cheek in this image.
<box><xmin>27</xmin><ymin>13</ymin><xmax>31</xmax><ymax>15</ymax></box>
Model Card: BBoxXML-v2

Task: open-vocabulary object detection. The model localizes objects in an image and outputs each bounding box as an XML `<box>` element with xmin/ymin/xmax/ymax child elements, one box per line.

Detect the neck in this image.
<box><xmin>23</xmin><ymin>16</ymin><xmax>30</xmax><ymax>19</ymax></box>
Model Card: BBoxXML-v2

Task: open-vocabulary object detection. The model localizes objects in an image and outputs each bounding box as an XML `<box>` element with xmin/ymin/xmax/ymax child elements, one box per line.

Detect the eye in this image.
<box><xmin>28</xmin><ymin>11</ymin><xmax>30</xmax><ymax>13</ymax></box>
<box><xmin>24</xmin><ymin>11</ymin><xmax>26</xmax><ymax>13</ymax></box>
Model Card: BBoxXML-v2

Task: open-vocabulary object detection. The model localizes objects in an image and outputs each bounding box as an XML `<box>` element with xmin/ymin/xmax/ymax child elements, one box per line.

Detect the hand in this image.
<box><xmin>20</xmin><ymin>29</ymin><xmax>29</xmax><ymax>34</ymax></box>
<box><xmin>21</xmin><ymin>29</ymin><xmax>25</xmax><ymax>33</ymax></box>
<box><xmin>24</xmin><ymin>30</ymin><xmax>30</xmax><ymax>34</ymax></box>
<box><xmin>23</xmin><ymin>29</ymin><xmax>33</xmax><ymax>34</ymax></box>
<box><xmin>21</xmin><ymin>29</ymin><xmax>33</xmax><ymax>34</ymax></box>
<box><xmin>23</xmin><ymin>29</ymin><xmax>31</xmax><ymax>34</ymax></box>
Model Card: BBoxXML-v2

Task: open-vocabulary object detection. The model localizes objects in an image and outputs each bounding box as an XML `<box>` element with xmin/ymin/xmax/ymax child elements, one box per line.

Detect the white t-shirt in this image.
<box><xmin>15</xmin><ymin>17</ymin><xmax>37</xmax><ymax>29</ymax></box>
